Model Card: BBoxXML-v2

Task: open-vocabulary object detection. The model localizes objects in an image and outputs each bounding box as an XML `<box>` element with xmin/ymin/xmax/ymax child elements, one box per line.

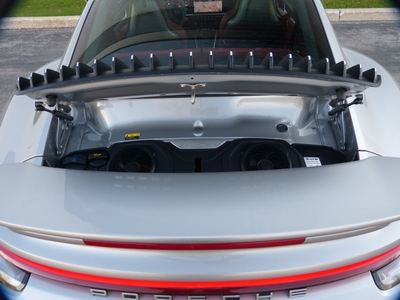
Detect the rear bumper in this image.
<box><xmin>2</xmin><ymin>272</ymin><xmax>400</xmax><ymax>300</ymax></box>
<box><xmin>1</xmin><ymin>221</ymin><xmax>400</xmax><ymax>298</ymax></box>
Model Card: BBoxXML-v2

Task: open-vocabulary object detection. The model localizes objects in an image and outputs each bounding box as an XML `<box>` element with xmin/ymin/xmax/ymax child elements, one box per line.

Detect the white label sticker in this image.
<box><xmin>304</xmin><ymin>157</ymin><xmax>322</xmax><ymax>167</ymax></box>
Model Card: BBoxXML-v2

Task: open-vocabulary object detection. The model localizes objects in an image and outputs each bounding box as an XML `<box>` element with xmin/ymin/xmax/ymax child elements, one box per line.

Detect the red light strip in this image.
<box><xmin>1</xmin><ymin>244</ymin><xmax>400</xmax><ymax>293</ymax></box>
<box><xmin>83</xmin><ymin>238</ymin><xmax>306</xmax><ymax>250</ymax></box>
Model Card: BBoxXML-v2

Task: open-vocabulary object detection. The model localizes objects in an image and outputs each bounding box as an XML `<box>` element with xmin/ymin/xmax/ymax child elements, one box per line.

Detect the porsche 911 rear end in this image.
<box><xmin>1</xmin><ymin>0</ymin><xmax>400</xmax><ymax>299</ymax></box>
<box><xmin>1</xmin><ymin>208</ymin><xmax>400</xmax><ymax>299</ymax></box>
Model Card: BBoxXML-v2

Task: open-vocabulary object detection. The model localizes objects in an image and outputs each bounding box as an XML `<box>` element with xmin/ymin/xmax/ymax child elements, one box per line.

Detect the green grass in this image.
<box><xmin>7</xmin><ymin>0</ymin><xmax>86</xmax><ymax>17</ymax></box>
<box><xmin>321</xmin><ymin>0</ymin><xmax>395</xmax><ymax>9</ymax></box>
<box><xmin>5</xmin><ymin>0</ymin><xmax>396</xmax><ymax>17</ymax></box>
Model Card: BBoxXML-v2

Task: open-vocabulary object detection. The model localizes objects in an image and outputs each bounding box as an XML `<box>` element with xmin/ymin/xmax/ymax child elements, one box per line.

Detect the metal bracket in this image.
<box><xmin>180</xmin><ymin>83</ymin><xmax>207</xmax><ymax>104</ymax></box>
<box><xmin>55</xmin><ymin>119</ymin><xmax>72</xmax><ymax>156</ymax></box>
<box><xmin>329</xmin><ymin>92</ymin><xmax>363</xmax><ymax>151</ymax></box>
<box><xmin>35</xmin><ymin>98</ymin><xmax>73</xmax><ymax>156</ymax></box>
<box><xmin>330</xmin><ymin>113</ymin><xmax>346</xmax><ymax>151</ymax></box>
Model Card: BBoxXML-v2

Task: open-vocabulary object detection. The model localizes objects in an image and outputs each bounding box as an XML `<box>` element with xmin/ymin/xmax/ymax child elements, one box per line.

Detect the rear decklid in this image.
<box><xmin>1</xmin><ymin>156</ymin><xmax>399</xmax><ymax>242</ymax></box>
<box><xmin>15</xmin><ymin>53</ymin><xmax>381</xmax><ymax>102</ymax></box>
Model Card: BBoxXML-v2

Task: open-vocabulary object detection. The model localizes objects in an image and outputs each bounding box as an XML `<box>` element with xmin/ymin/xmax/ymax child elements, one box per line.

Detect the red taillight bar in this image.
<box><xmin>1</xmin><ymin>244</ymin><xmax>400</xmax><ymax>294</ymax></box>
<box><xmin>83</xmin><ymin>238</ymin><xmax>306</xmax><ymax>250</ymax></box>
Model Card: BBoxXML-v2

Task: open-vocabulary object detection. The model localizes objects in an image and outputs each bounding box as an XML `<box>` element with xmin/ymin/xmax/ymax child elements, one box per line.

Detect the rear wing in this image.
<box><xmin>15</xmin><ymin>52</ymin><xmax>381</xmax><ymax>101</ymax></box>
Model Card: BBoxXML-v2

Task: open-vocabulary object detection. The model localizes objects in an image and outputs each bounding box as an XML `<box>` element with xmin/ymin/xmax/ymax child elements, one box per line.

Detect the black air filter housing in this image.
<box><xmin>232</xmin><ymin>140</ymin><xmax>304</xmax><ymax>171</ymax></box>
<box><xmin>241</xmin><ymin>143</ymin><xmax>291</xmax><ymax>171</ymax></box>
<box><xmin>58</xmin><ymin>139</ymin><xmax>306</xmax><ymax>173</ymax></box>
<box><xmin>108</xmin><ymin>146</ymin><xmax>156</xmax><ymax>173</ymax></box>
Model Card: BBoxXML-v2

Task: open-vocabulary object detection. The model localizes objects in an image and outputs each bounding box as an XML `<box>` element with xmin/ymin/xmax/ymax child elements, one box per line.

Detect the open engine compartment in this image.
<box><xmin>57</xmin><ymin>139</ymin><xmax>347</xmax><ymax>172</ymax></box>
<box><xmin>42</xmin><ymin>93</ymin><xmax>356</xmax><ymax>173</ymax></box>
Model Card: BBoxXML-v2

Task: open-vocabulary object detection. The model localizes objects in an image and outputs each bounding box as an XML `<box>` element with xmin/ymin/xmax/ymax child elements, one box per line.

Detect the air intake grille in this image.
<box><xmin>109</xmin><ymin>147</ymin><xmax>155</xmax><ymax>173</ymax></box>
<box><xmin>241</xmin><ymin>144</ymin><xmax>290</xmax><ymax>171</ymax></box>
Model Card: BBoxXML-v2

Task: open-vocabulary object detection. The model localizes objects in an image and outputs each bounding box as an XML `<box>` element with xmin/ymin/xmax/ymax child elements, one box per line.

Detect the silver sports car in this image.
<box><xmin>1</xmin><ymin>0</ymin><xmax>400</xmax><ymax>299</ymax></box>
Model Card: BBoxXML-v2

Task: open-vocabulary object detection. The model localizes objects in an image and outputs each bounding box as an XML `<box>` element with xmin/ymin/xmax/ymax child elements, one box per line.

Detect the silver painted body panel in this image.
<box><xmin>81</xmin><ymin>95</ymin><xmax>326</xmax><ymax>149</ymax></box>
<box><xmin>1</xmin><ymin>0</ymin><xmax>400</xmax><ymax>298</ymax></box>
<box><xmin>0</xmin><ymin>96</ymin><xmax>51</xmax><ymax>165</ymax></box>
<box><xmin>343</xmin><ymin>48</ymin><xmax>400</xmax><ymax>158</ymax></box>
<box><xmin>1</xmin><ymin>222</ymin><xmax>400</xmax><ymax>281</ymax></box>
<box><xmin>0</xmin><ymin>157</ymin><xmax>399</xmax><ymax>241</ymax></box>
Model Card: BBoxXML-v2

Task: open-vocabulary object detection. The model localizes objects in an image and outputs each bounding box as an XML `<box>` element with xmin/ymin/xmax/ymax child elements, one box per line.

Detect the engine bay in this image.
<box><xmin>42</xmin><ymin>93</ymin><xmax>356</xmax><ymax>173</ymax></box>
<box><xmin>57</xmin><ymin>138</ymin><xmax>347</xmax><ymax>172</ymax></box>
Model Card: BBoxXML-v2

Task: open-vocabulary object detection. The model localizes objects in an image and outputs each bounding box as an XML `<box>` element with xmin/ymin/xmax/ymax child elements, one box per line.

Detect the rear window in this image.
<box><xmin>71</xmin><ymin>0</ymin><xmax>333</xmax><ymax>68</ymax></box>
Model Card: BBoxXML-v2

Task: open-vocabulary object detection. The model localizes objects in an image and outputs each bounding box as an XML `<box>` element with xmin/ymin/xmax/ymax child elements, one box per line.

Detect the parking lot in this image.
<box><xmin>1</xmin><ymin>21</ymin><xmax>399</xmax><ymax>113</ymax></box>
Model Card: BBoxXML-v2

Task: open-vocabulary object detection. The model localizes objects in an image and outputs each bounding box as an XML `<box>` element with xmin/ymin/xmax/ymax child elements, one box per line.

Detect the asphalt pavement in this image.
<box><xmin>1</xmin><ymin>21</ymin><xmax>400</xmax><ymax>113</ymax></box>
<box><xmin>0</xmin><ymin>28</ymin><xmax>73</xmax><ymax>112</ymax></box>
<box><xmin>334</xmin><ymin>21</ymin><xmax>400</xmax><ymax>84</ymax></box>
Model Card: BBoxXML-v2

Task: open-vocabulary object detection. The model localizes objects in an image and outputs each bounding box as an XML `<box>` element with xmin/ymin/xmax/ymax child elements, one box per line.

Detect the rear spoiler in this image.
<box><xmin>0</xmin><ymin>157</ymin><xmax>398</xmax><ymax>241</ymax></box>
<box><xmin>15</xmin><ymin>52</ymin><xmax>381</xmax><ymax>100</ymax></box>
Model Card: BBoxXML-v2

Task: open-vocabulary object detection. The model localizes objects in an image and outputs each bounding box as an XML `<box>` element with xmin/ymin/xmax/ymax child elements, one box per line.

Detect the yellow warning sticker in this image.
<box><xmin>125</xmin><ymin>133</ymin><xmax>141</xmax><ymax>140</ymax></box>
